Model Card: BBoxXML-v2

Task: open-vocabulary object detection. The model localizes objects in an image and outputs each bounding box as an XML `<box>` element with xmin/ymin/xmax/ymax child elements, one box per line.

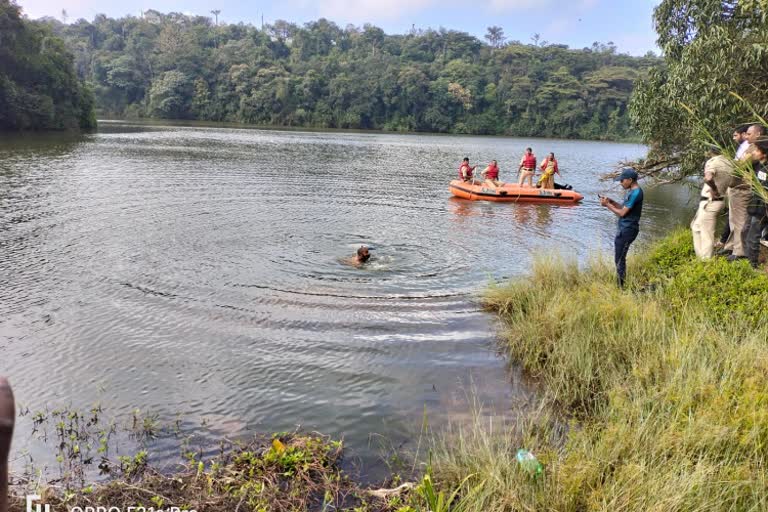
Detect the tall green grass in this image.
<box><xmin>428</xmin><ymin>229</ymin><xmax>768</xmax><ymax>511</ymax></box>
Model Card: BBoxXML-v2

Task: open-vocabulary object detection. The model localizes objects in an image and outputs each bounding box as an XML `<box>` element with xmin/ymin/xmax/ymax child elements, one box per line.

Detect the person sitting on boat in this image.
<box><xmin>458</xmin><ymin>157</ymin><xmax>477</xmax><ymax>182</ymax></box>
<box><xmin>480</xmin><ymin>160</ymin><xmax>502</xmax><ymax>188</ymax></box>
<box><xmin>538</xmin><ymin>152</ymin><xmax>560</xmax><ymax>189</ymax></box>
<box><xmin>518</xmin><ymin>148</ymin><xmax>536</xmax><ymax>187</ymax></box>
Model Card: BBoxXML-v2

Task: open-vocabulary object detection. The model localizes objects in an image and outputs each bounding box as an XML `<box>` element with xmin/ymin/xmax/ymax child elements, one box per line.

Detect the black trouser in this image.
<box><xmin>615</xmin><ymin>226</ymin><xmax>639</xmax><ymax>287</ymax></box>
<box><xmin>745</xmin><ymin>213</ymin><xmax>768</xmax><ymax>268</ymax></box>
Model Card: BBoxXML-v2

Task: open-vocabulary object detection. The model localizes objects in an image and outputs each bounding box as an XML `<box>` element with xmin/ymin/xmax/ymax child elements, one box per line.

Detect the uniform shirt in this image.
<box><xmin>618</xmin><ymin>187</ymin><xmax>643</xmax><ymax>231</ymax></box>
<box><xmin>703</xmin><ymin>155</ymin><xmax>736</xmax><ymax>198</ymax></box>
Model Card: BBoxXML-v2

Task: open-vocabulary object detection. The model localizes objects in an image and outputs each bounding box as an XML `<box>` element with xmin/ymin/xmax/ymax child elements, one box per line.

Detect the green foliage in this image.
<box><xmin>664</xmin><ymin>256</ymin><xmax>768</xmax><ymax>326</ymax></box>
<box><xmin>641</xmin><ymin>227</ymin><xmax>695</xmax><ymax>278</ymax></box>
<box><xmin>42</xmin><ymin>10</ymin><xmax>659</xmax><ymax>139</ymax></box>
<box><xmin>636</xmin><ymin>228</ymin><xmax>768</xmax><ymax>326</ymax></box>
<box><xmin>118</xmin><ymin>450</ymin><xmax>148</xmax><ymax>479</ymax></box>
<box><xmin>0</xmin><ymin>0</ymin><xmax>95</xmax><ymax>131</ymax></box>
<box><xmin>630</xmin><ymin>0</ymin><xmax>768</xmax><ymax>176</ymax></box>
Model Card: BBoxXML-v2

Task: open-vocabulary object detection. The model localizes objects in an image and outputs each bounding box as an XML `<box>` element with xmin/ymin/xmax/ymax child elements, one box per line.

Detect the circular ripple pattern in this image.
<box><xmin>0</xmin><ymin>123</ymin><xmax>692</xmax><ymax>472</ymax></box>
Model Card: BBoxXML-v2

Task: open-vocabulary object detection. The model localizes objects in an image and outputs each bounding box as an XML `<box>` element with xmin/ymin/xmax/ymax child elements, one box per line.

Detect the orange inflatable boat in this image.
<box><xmin>449</xmin><ymin>179</ymin><xmax>584</xmax><ymax>204</ymax></box>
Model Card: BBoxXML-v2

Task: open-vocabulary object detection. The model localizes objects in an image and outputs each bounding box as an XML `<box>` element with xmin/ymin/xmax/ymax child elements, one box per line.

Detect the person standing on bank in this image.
<box><xmin>745</xmin><ymin>140</ymin><xmax>768</xmax><ymax>268</ymax></box>
<box><xmin>691</xmin><ymin>154</ymin><xmax>735</xmax><ymax>259</ymax></box>
<box><xmin>600</xmin><ymin>168</ymin><xmax>644</xmax><ymax>287</ymax></box>
<box><xmin>722</xmin><ymin>124</ymin><xmax>766</xmax><ymax>259</ymax></box>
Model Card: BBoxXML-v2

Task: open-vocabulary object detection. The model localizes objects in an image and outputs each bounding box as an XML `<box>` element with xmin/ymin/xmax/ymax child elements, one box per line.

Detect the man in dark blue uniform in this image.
<box><xmin>600</xmin><ymin>168</ymin><xmax>644</xmax><ymax>287</ymax></box>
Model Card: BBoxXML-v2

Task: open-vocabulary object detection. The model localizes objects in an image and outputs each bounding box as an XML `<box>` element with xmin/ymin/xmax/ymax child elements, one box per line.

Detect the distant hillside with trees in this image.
<box><xmin>42</xmin><ymin>10</ymin><xmax>659</xmax><ymax>140</ymax></box>
<box><xmin>0</xmin><ymin>0</ymin><xmax>95</xmax><ymax>131</ymax></box>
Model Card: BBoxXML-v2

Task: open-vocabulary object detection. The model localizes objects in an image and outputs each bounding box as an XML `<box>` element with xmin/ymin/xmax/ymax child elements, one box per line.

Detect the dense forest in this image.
<box><xmin>0</xmin><ymin>0</ymin><xmax>95</xmax><ymax>131</ymax></box>
<box><xmin>39</xmin><ymin>10</ymin><xmax>659</xmax><ymax>140</ymax></box>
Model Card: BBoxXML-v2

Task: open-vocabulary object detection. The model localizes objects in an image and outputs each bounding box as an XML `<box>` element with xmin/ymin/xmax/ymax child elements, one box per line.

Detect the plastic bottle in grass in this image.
<box><xmin>516</xmin><ymin>449</ymin><xmax>543</xmax><ymax>476</ymax></box>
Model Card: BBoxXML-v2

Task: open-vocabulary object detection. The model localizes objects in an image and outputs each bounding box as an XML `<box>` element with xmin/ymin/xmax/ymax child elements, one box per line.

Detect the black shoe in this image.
<box><xmin>726</xmin><ymin>254</ymin><xmax>748</xmax><ymax>262</ymax></box>
<box><xmin>715</xmin><ymin>248</ymin><xmax>733</xmax><ymax>257</ymax></box>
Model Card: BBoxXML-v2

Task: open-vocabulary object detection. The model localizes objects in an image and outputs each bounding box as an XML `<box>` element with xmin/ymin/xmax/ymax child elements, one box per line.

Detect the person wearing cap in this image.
<box><xmin>0</xmin><ymin>378</ymin><xmax>14</xmax><ymax>512</ymax></box>
<box><xmin>600</xmin><ymin>168</ymin><xmax>643</xmax><ymax>287</ymax></box>
<box><xmin>691</xmin><ymin>154</ymin><xmax>736</xmax><ymax>259</ymax></box>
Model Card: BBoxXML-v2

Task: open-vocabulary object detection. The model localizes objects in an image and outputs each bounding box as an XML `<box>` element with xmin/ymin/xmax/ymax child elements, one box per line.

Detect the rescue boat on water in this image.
<box><xmin>449</xmin><ymin>179</ymin><xmax>584</xmax><ymax>204</ymax></box>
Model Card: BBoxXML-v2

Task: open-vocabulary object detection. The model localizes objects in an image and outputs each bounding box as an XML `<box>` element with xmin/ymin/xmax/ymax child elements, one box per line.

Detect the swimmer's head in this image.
<box><xmin>357</xmin><ymin>246</ymin><xmax>370</xmax><ymax>262</ymax></box>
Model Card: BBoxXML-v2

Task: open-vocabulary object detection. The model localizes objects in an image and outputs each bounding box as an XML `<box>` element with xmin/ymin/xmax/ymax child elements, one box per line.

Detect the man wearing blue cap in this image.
<box><xmin>600</xmin><ymin>168</ymin><xmax>644</xmax><ymax>287</ymax></box>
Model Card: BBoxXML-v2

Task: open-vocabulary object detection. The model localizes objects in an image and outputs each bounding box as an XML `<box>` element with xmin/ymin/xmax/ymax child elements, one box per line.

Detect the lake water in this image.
<box><xmin>0</xmin><ymin>122</ymin><xmax>693</xmax><ymax>477</ymax></box>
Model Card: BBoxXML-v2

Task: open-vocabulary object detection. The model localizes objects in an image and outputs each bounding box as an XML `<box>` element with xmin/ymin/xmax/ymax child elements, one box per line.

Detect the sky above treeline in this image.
<box><xmin>17</xmin><ymin>0</ymin><xmax>661</xmax><ymax>56</ymax></box>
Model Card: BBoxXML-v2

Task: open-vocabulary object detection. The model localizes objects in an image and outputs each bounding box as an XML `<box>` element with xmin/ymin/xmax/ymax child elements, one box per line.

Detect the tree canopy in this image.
<box><xmin>41</xmin><ymin>10</ymin><xmax>659</xmax><ymax>140</ymax></box>
<box><xmin>0</xmin><ymin>0</ymin><xmax>95</xmax><ymax>131</ymax></box>
<box><xmin>629</xmin><ymin>0</ymin><xmax>768</xmax><ymax>177</ymax></box>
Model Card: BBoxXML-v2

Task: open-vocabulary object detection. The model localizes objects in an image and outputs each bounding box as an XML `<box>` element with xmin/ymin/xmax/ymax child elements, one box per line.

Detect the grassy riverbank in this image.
<box><xmin>428</xmin><ymin>229</ymin><xmax>768</xmax><ymax>511</ymax></box>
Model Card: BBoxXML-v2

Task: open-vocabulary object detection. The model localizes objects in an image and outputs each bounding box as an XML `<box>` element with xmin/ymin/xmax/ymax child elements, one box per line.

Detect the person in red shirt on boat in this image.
<box><xmin>480</xmin><ymin>159</ymin><xmax>502</xmax><ymax>188</ymax></box>
<box><xmin>458</xmin><ymin>157</ymin><xmax>477</xmax><ymax>182</ymax></box>
<box><xmin>518</xmin><ymin>148</ymin><xmax>537</xmax><ymax>187</ymax></box>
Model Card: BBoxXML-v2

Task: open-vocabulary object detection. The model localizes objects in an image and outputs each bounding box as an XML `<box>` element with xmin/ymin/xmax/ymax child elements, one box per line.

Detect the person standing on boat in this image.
<box><xmin>600</xmin><ymin>168</ymin><xmax>643</xmax><ymax>288</ymax></box>
<box><xmin>538</xmin><ymin>152</ymin><xmax>560</xmax><ymax>189</ymax></box>
<box><xmin>458</xmin><ymin>157</ymin><xmax>477</xmax><ymax>182</ymax></box>
<box><xmin>481</xmin><ymin>160</ymin><xmax>501</xmax><ymax>188</ymax></box>
<box><xmin>518</xmin><ymin>148</ymin><xmax>536</xmax><ymax>187</ymax></box>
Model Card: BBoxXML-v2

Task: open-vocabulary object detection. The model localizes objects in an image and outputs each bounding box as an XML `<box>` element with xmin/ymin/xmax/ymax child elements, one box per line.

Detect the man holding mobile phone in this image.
<box><xmin>600</xmin><ymin>168</ymin><xmax>644</xmax><ymax>288</ymax></box>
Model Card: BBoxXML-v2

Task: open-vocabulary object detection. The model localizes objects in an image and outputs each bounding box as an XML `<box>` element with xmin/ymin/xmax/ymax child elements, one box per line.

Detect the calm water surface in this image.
<box><xmin>0</xmin><ymin>122</ymin><xmax>693</xmax><ymax>474</ymax></box>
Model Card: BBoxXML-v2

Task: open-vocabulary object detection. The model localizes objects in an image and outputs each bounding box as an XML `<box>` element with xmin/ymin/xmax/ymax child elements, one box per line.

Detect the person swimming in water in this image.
<box><xmin>344</xmin><ymin>246</ymin><xmax>371</xmax><ymax>267</ymax></box>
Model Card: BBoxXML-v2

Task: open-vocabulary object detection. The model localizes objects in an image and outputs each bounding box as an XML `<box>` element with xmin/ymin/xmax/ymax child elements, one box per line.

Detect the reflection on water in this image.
<box><xmin>0</xmin><ymin>122</ymin><xmax>693</xmax><ymax>476</ymax></box>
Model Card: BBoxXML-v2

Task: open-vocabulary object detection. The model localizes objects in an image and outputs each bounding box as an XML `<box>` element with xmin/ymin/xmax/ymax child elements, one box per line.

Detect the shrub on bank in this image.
<box><xmin>429</xmin><ymin>230</ymin><xmax>768</xmax><ymax>511</ymax></box>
